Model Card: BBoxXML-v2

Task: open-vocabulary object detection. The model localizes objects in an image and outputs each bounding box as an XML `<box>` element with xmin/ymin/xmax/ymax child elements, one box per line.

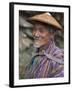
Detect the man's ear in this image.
<box><xmin>53</xmin><ymin>32</ymin><xmax>56</xmax><ymax>36</ymax></box>
<box><xmin>50</xmin><ymin>32</ymin><xmax>56</xmax><ymax>38</ymax></box>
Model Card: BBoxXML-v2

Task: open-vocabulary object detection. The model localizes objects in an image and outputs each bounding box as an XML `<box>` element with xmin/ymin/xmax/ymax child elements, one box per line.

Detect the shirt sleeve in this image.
<box><xmin>48</xmin><ymin>48</ymin><xmax>64</xmax><ymax>77</ymax></box>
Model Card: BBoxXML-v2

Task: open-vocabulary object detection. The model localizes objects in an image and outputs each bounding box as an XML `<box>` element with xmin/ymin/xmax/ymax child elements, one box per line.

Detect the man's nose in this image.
<box><xmin>34</xmin><ymin>30</ymin><xmax>40</xmax><ymax>37</ymax></box>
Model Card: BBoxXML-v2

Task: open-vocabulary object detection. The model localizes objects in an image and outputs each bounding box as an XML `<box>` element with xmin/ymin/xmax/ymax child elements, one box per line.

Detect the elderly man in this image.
<box><xmin>24</xmin><ymin>12</ymin><xmax>64</xmax><ymax>79</ymax></box>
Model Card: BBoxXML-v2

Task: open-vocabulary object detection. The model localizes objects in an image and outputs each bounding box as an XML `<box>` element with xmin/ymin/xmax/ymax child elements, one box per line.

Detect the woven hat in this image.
<box><xmin>27</xmin><ymin>12</ymin><xmax>63</xmax><ymax>30</ymax></box>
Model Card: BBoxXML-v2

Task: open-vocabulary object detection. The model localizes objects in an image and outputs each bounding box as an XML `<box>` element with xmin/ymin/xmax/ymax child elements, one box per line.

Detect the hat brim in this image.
<box><xmin>27</xmin><ymin>19</ymin><xmax>63</xmax><ymax>30</ymax></box>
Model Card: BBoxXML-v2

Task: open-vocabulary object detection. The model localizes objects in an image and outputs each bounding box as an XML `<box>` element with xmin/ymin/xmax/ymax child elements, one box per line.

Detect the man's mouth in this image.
<box><xmin>33</xmin><ymin>36</ymin><xmax>43</xmax><ymax>41</ymax></box>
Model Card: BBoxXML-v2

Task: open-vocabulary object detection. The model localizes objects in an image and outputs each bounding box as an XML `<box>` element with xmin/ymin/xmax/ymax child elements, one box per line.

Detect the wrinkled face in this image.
<box><xmin>32</xmin><ymin>23</ymin><xmax>51</xmax><ymax>48</ymax></box>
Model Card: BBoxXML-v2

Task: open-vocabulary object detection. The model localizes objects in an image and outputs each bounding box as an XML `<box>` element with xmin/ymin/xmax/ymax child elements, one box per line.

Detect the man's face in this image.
<box><xmin>32</xmin><ymin>23</ymin><xmax>51</xmax><ymax>48</ymax></box>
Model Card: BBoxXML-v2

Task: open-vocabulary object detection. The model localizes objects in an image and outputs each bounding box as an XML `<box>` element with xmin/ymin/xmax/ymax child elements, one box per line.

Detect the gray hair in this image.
<box><xmin>45</xmin><ymin>24</ymin><xmax>58</xmax><ymax>34</ymax></box>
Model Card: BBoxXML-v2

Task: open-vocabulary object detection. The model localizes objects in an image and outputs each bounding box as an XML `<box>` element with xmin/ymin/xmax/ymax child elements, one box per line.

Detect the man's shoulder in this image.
<box><xmin>53</xmin><ymin>46</ymin><xmax>64</xmax><ymax>59</ymax></box>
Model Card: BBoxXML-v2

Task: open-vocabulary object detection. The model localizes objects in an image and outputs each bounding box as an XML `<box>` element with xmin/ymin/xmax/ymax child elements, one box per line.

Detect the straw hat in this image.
<box><xmin>27</xmin><ymin>12</ymin><xmax>63</xmax><ymax>30</ymax></box>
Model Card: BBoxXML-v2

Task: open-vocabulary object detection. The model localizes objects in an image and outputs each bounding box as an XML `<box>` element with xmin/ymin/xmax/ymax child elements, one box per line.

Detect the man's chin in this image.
<box><xmin>33</xmin><ymin>43</ymin><xmax>41</xmax><ymax>48</ymax></box>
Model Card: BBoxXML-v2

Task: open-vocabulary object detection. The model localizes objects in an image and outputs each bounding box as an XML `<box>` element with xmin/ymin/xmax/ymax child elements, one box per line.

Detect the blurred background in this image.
<box><xmin>19</xmin><ymin>11</ymin><xmax>64</xmax><ymax>79</ymax></box>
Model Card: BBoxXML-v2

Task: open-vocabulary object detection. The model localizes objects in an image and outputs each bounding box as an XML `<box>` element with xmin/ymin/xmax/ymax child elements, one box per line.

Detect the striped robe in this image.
<box><xmin>24</xmin><ymin>39</ymin><xmax>64</xmax><ymax>79</ymax></box>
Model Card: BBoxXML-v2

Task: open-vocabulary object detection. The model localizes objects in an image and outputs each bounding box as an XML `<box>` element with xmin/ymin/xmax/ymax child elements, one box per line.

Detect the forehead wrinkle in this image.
<box><xmin>33</xmin><ymin>23</ymin><xmax>48</xmax><ymax>31</ymax></box>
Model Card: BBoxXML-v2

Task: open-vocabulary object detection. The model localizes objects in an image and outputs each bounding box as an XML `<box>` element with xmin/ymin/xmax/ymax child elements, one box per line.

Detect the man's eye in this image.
<box><xmin>39</xmin><ymin>29</ymin><xmax>45</xmax><ymax>33</ymax></box>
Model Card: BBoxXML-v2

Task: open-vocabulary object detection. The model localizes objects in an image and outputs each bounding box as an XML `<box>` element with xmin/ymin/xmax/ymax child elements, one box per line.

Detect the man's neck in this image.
<box><xmin>36</xmin><ymin>38</ymin><xmax>55</xmax><ymax>54</ymax></box>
